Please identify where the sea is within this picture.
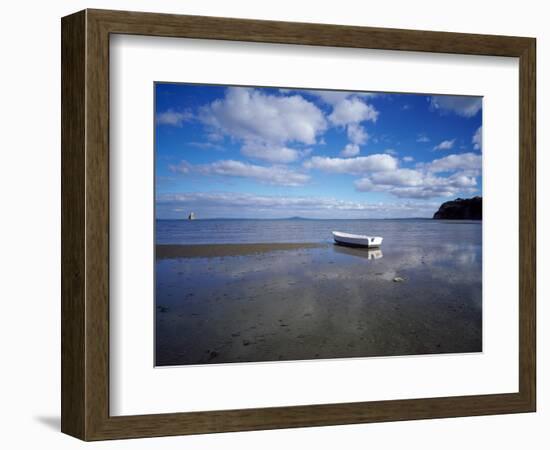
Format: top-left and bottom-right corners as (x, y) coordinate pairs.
(155, 218), (483, 365)
(156, 218), (482, 248)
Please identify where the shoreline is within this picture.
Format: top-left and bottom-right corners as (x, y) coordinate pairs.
(156, 242), (326, 259)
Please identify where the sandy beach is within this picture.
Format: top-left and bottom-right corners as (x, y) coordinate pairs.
(156, 242), (325, 259)
(155, 239), (482, 366)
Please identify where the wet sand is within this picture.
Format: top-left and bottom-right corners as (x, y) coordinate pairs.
(155, 242), (482, 366)
(156, 242), (325, 259)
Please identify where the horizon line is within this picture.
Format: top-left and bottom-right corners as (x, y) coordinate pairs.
(155, 216), (436, 221)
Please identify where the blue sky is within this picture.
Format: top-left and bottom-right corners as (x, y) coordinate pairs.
(155, 83), (482, 219)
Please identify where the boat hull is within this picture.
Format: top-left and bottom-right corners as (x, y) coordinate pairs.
(332, 231), (383, 248)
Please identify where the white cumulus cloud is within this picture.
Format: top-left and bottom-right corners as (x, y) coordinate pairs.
(355, 169), (478, 199)
(347, 123), (368, 145)
(433, 139), (456, 151)
(339, 113), (372, 157)
(328, 97), (379, 126)
(429, 95), (482, 118)
(304, 154), (398, 174)
(370, 169), (425, 187)
(340, 143), (360, 157)
(156, 109), (193, 126)
(472, 126), (482, 150)
(199, 87), (327, 163)
(310, 91), (379, 156)
(311, 90), (378, 106)
(240, 142), (302, 164)
(170, 159), (310, 187)
(427, 152), (482, 173)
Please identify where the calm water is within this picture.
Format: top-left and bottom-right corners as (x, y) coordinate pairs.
(156, 219), (481, 246)
(155, 219), (482, 365)
(156, 218), (482, 249)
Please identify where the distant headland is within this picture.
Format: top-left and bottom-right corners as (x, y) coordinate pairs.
(433, 196), (482, 220)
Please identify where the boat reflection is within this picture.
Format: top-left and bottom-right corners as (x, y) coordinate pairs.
(332, 244), (383, 260)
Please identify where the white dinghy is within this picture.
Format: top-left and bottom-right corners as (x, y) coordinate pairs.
(332, 231), (383, 248)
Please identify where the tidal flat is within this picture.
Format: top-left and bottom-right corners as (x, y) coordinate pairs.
(155, 233), (482, 366)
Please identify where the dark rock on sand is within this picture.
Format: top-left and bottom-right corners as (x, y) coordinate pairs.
(433, 196), (482, 220)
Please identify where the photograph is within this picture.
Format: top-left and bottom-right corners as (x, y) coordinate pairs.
(154, 83), (483, 366)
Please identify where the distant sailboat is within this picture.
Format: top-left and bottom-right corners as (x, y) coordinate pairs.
(188, 212), (196, 220)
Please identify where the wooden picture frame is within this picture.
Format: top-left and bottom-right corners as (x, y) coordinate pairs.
(61, 9), (536, 440)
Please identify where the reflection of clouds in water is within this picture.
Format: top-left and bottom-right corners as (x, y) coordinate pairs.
(156, 238), (482, 365)
(388, 243), (479, 268)
(454, 248), (478, 266)
(326, 242), (481, 286)
(163, 240), (481, 290)
(381, 243), (480, 279)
